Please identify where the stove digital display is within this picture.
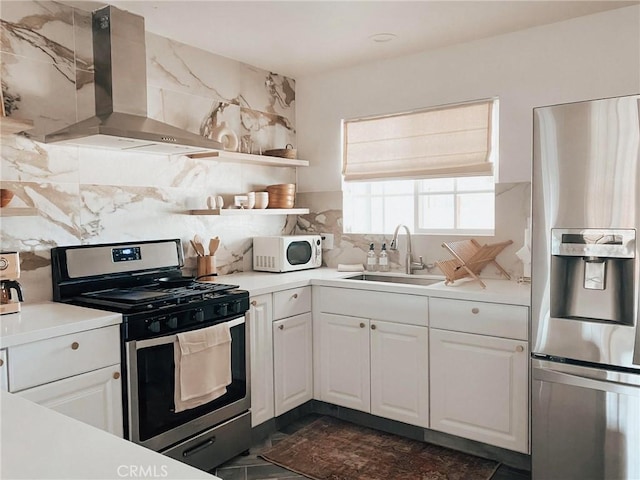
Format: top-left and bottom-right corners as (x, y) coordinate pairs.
(112, 246), (142, 263)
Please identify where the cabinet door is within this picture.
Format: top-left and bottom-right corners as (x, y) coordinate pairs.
(318, 312), (370, 412)
(273, 312), (313, 416)
(0, 349), (7, 391)
(248, 294), (274, 427)
(370, 320), (429, 428)
(18, 365), (123, 437)
(430, 329), (529, 453)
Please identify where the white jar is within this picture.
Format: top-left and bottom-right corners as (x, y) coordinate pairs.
(254, 192), (269, 209)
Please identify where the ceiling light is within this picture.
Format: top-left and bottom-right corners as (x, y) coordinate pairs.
(369, 33), (397, 44)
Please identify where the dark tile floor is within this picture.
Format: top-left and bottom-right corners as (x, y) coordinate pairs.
(213, 414), (531, 480)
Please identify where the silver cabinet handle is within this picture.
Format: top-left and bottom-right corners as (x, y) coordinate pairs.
(359, 322), (365, 328)
(516, 345), (524, 353)
(251, 300), (257, 307)
(471, 307), (480, 314)
(292, 293), (298, 299)
(371, 324), (377, 330)
(278, 325), (284, 330)
(113, 371), (121, 380)
(71, 342), (79, 350)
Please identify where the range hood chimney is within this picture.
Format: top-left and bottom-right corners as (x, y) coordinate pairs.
(44, 6), (223, 155)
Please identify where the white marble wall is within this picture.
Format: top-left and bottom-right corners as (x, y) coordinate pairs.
(296, 182), (532, 280)
(0, 1), (297, 303)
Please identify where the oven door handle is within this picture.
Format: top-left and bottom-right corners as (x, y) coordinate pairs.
(133, 316), (245, 350)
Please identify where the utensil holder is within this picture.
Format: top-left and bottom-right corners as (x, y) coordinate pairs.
(197, 255), (217, 279)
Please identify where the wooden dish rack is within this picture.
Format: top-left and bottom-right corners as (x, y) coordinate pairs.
(435, 239), (513, 288)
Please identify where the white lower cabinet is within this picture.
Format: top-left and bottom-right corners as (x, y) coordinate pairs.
(249, 286), (314, 427)
(18, 365), (123, 436)
(248, 293), (274, 427)
(273, 312), (313, 416)
(429, 328), (528, 453)
(370, 320), (429, 427)
(7, 324), (123, 437)
(0, 349), (7, 391)
(317, 312), (429, 428)
(318, 313), (371, 412)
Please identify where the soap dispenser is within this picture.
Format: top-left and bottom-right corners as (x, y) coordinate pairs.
(379, 243), (390, 272)
(366, 243), (377, 271)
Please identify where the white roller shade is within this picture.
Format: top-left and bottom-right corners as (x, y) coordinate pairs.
(343, 100), (494, 181)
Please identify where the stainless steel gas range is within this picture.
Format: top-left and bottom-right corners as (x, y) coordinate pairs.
(51, 239), (251, 472)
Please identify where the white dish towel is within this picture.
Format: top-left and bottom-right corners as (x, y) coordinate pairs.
(174, 323), (232, 413)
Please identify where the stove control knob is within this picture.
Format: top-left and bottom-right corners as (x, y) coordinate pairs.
(167, 316), (178, 329)
(216, 304), (229, 316)
(148, 320), (161, 333)
(229, 301), (240, 314)
(192, 309), (204, 323)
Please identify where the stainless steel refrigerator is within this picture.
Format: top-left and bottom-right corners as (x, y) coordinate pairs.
(531, 95), (640, 480)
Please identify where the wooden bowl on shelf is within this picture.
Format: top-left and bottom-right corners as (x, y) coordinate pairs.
(0, 189), (14, 207)
(266, 184), (295, 208)
(264, 144), (297, 159)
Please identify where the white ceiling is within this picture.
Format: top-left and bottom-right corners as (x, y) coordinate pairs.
(70, 1), (637, 78)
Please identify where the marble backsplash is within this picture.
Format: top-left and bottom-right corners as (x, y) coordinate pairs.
(296, 182), (532, 280)
(0, 0), (298, 303)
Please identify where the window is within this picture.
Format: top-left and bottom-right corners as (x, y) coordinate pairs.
(343, 176), (494, 235)
(342, 99), (498, 235)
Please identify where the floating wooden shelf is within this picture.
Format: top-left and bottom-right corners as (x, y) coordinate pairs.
(185, 150), (309, 167)
(189, 208), (309, 216)
(0, 117), (34, 136)
(0, 207), (38, 217)
(436, 239), (513, 288)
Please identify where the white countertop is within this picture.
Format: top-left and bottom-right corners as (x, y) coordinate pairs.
(216, 267), (349, 296)
(0, 390), (219, 480)
(217, 268), (531, 306)
(0, 302), (122, 349)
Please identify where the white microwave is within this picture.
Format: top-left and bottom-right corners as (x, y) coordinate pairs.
(253, 235), (322, 272)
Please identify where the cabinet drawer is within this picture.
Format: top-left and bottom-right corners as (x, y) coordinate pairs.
(9, 325), (120, 392)
(429, 298), (528, 340)
(273, 286), (311, 320)
(318, 287), (428, 327)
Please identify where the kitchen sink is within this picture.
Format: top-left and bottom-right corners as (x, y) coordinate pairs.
(344, 273), (443, 286)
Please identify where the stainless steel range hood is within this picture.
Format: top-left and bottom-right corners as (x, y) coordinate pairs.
(44, 5), (223, 155)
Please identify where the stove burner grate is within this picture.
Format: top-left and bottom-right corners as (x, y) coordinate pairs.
(77, 282), (240, 308)
(80, 289), (172, 304)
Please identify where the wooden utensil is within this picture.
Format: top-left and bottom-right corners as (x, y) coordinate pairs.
(193, 235), (206, 256)
(190, 239), (202, 256)
(209, 236), (220, 256)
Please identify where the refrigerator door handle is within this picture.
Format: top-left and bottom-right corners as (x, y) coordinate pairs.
(533, 366), (640, 397)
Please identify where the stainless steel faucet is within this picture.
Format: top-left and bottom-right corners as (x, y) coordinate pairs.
(389, 224), (425, 274)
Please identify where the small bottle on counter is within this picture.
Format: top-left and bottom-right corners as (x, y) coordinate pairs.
(366, 243), (377, 271)
(378, 243), (390, 272)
